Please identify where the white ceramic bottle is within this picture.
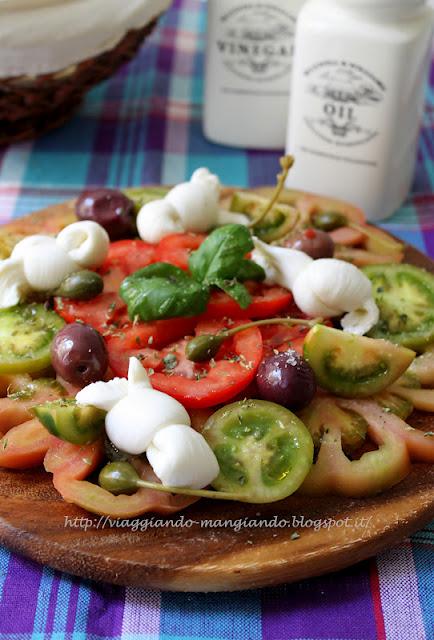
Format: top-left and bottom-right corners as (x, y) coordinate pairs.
(203, 0), (307, 149)
(286, 0), (434, 221)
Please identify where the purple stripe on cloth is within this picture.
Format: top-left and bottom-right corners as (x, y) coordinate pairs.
(86, 583), (125, 638)
(0, 555), (42, 633)
(66, 577), (81, 633)
(121, 587), (161, 636)
(44, 571), (61, 634)
(261, 562), (377, 640)
(248, 149), (282, 187)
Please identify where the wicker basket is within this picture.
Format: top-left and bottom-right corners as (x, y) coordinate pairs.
(0, 17), (159, 146)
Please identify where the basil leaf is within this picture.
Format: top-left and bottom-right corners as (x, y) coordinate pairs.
(216, 279), (252, 309)
(237, 259), (266, 282)
(189, 224), (254, 284)
(120, 263), (209, 322)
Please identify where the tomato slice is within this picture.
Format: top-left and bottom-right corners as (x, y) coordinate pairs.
(155, 233), (206, 270)
(205, 283), (292, 320)
(108, 319), (263, 409)
(329, 226), (365, 246)
(300, 400), (411, 498)
(152, 321), (263, 409)
(101, 239), (157, 276)
(0, 418), (55, 469)
(55, 239), (157, 332)
(106, 315), (198, 374)
(261, 324), (310, 357)
(342, 400), (434, 464)
(45, 440), (196, 517)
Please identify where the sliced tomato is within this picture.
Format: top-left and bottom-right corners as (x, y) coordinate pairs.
(0, 418), (55, 469)
(329, 226), (365, 246)
(55, 240), (156, 332)
(105, 315), (198, 374)
(261, 324), (310, 357)
(205, 283), (292, 320)
(45, 440), (196, 517)
(299, 193), (366, 225)
(108, 319), (263, 409)
(151, 321), (263, 409)
(342, 400), (434, 464)
(300, 398), (413, 497)
(55, 292), (125, 331)
(334, 247), (403, 267)
(155, 233), (206, 270)
(101, 239), (157, 276)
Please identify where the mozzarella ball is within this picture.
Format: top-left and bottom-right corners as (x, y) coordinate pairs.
(128, 356), (153, 393)
(76, 378), (129, 412)
(165, 181), (219, 232)
(56, 220), (110, 268)
(301, 259), (372, 312)
(252, 238), (313, 290)
(191, 167), (220, 198)
(137, 199), (184, 244)
(0, 258), (30, 309)
(11, 235), (56, 260)
(23, 243), (77, 291)
(146, 424), (220, 489)
(341, 298), (380, 336)
(292, 269), (342, 317)
(105, 390), (191, 455)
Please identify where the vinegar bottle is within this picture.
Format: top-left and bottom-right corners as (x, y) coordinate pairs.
(286, 0), (434, 221)
(203, 0), (307, 149)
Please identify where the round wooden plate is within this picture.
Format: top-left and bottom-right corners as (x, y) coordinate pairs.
(0, 196), (433, 593)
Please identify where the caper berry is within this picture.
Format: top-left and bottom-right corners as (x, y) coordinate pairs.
(99, 462), (140, 495)
(55, 270), (104, 300)
(312, 211), (347, 232)
(185, 334), (226, 362)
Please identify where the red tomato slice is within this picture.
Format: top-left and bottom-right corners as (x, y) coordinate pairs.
(205, 283), (292, 320)
(151, 321), (263, 409)
(106, 315), (199, 375)
(55, 239), (157, 332)
(55, 292), (125, 331)
(101, 239), (157, 276)
(329, 226), (365, 246)
(0, 418), (55, 469)
(155, 233), (206, 270)
(108, 319), (263, 408)
(261, 324), (310, 357)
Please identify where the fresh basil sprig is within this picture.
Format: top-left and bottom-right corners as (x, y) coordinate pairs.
(120, 263), (209, 322)
(189, 224), (265, 308)
(120, 225), (265, 321)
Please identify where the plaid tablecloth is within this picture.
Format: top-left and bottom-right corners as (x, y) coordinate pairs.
(0, 1), (432, 638)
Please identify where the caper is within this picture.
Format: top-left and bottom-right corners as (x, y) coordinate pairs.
(185, 334), (226, 362)
(99, 462), (140, 495)
(98, 461), (244, 501)
(186, 318), (320, 363)
(312, 211), (347, 232)
(55, 270), (104, 300)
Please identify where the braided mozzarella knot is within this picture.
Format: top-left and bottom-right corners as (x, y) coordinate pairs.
(56, 220), (110, 269)
(292, 259), (379, 335)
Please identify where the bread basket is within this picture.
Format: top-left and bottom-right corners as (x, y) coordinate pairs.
(0, 1), (169, 146)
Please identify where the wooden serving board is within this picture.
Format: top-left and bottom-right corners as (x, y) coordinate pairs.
(0, 197), (433, 592)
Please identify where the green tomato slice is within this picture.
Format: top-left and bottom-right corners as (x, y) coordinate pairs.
(202, 399), (314, 503)
(0, 304), (64, 374)
(364, 264), (434, 350)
